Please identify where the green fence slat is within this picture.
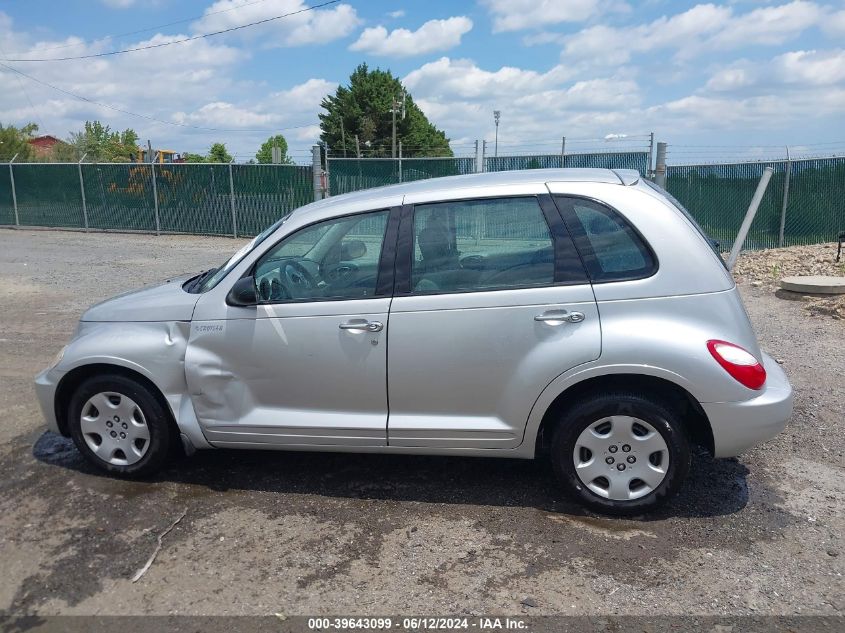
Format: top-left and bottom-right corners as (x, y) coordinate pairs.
(485, 151), (650, 173)
(14, 164), (84, 228)
(2, 156), (841, 249)
(233, 164), (313, 237)
(781, 158), (845, 246)
(0, 166), (13, 225)
(82, 163), (156, 231)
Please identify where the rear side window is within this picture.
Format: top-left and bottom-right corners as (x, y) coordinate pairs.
(554, 196), (656, 282)
(410, 197), (555, 294)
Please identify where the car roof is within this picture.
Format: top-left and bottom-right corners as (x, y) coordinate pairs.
(291, 168), (641, 221)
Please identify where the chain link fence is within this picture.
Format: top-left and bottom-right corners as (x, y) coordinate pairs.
(328, 157), (477, 196)
(0, 162), (312, 237)
(485, 151), (650, 173)
(1, 151), (843, 248)
(667, 157), (845, 249)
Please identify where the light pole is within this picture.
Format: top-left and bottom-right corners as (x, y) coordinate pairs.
(391, 90), (406, 159)
(493, 110), (501, 158)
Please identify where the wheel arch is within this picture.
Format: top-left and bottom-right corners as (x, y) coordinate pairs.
(54, 362), (177, 440)
(532, 373), (715, 458)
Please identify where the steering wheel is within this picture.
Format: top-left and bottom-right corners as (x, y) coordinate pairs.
(281, 260), (318, 299)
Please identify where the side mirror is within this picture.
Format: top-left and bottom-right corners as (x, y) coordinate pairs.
(340, 239), (367, 261)
(227, 276), (258, 306)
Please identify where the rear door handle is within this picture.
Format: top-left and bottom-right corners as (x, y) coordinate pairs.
(339, 319), (383, 332)
(534, 310), (585, 324)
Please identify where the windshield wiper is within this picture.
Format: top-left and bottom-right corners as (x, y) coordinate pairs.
(188, 268), (217, 292)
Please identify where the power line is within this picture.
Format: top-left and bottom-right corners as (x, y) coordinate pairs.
(0, 61), (315, 133)
(5, 0), (341, 62)
(6, 0), (277, 56)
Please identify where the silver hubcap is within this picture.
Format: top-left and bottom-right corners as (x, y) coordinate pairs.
(80, 392), (150, 466)
(572, 415), (669, 501)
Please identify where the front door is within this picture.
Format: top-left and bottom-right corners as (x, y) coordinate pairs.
(186, 209), (395, 447)
(386, 195), (601, 449)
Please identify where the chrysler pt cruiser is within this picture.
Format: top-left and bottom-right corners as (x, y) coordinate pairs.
(35, 169), (792, 515)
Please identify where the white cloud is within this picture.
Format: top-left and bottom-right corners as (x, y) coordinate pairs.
(0, 10), (326, 159)
(709, 1), (824, 48)
(563, 1), (827, 65)
(707, 49), (845, 92)
(100, 0), (137, 8)
(349, 17), (473, 57)
(824, 10), (845, 37)
(403, 57), (639, 145)
(388, 10), (405, 19)
(482, 0), (599, 32)
(191, 0), (361, 47)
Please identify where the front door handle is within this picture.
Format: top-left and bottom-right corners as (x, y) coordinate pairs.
(534, 310), (585, 324)
(339, 320), (383, 332)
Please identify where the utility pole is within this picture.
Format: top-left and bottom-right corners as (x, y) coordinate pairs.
(560, 136), (566, 168)
(340, 119), (347, 158)
(355, 134), (361, 159)
(391, 90), (406, 159)
(493, 110), (501, 158)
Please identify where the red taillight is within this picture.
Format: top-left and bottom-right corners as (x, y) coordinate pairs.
(707, 340), (766, 390)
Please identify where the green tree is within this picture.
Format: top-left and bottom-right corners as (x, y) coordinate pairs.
(319, 63), (452, 158)
(207, 142), (232, 163)
(0, 122), (38, 161)
(69, 121), (140, 162)
(255, 134), (293, 164)
(182, 152), (207, 163)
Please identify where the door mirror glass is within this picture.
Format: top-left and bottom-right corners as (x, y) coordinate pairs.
(340, 239), (367, 261)
(227, 276), (258, 306)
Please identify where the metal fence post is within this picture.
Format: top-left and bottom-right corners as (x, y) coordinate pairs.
(778, 147), (791, 248)
(78, 153), (89, 232)
(561, 136), (566, 168)
(481, 140), (487, 172)
(8, 154), (19, 226)
(150, 162), (160, 235)
(727, 167), (774, 271)
(228, 160), (238, 238)
(648, 132), (655, 178)
(312, 145), (323, 202)
(398, 142), (403, 183)
(654, 142), (667, 188)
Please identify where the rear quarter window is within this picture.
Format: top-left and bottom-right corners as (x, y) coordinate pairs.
(554, 196), (656, 282)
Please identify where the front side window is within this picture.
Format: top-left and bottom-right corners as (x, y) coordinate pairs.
(555, 196), (656, 282)
(253, 210), (390, 302)
(410, 197), (555, 294)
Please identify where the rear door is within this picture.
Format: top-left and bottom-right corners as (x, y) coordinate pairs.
(386, 193), (601, 449)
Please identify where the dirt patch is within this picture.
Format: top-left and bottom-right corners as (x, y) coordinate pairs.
(734, 243), (845, 320)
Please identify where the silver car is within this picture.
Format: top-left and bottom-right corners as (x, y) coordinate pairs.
(34, 169), (792, 515)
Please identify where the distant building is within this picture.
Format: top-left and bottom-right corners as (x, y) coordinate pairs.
(28, 135), (62, 157)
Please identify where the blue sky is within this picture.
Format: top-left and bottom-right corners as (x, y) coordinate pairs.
(2, 0), (844, 163)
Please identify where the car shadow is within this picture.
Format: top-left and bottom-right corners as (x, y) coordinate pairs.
(32, 432), (750, 520)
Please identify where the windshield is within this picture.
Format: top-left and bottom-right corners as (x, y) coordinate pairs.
(188, 214), (291, 293)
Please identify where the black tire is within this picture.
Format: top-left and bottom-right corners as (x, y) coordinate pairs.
(550, 391), (691, 516)
(68, 374), (172, 478)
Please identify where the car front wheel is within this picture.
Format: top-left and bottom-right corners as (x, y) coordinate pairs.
(68, 374), (171, 477)
(550, 392), (691, 516)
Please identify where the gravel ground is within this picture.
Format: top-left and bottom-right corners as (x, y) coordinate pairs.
(0, 228), (842, 616)
(733, 242), (845, 320)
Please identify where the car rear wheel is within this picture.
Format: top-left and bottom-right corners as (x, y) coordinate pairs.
(550, 392), (690, 516)
(68, 374), (171, 477)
